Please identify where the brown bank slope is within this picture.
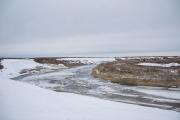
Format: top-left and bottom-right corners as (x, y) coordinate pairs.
(34, 58), (84, 67)
(92, 57), (180, 87)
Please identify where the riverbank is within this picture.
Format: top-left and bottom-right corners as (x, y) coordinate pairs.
(92, 56), (180, 87)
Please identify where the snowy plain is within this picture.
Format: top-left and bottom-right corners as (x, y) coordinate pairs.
(0, 58), (180, 120)
(1, 76), (180, 120)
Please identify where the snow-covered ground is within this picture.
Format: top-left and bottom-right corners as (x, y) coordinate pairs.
(1, 58), (180, 120)
(129, 86), (180, 99)
(0, 58), (115, 79)
(58, 57), (115, 64)
(0, 59), (66, 78)
(1, 76), (180, 120)
(138, 63), (180, 67)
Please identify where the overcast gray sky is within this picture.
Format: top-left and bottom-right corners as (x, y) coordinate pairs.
(0, 0), (180, 57)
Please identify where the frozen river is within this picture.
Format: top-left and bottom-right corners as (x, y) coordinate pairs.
(14, 64), (180, 112)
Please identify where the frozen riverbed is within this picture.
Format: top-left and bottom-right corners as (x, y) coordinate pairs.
(14, 64), (180, 112)
(1, 58), (180, 112)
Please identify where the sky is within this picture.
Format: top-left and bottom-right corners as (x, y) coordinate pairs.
(0, 0), (180, 57)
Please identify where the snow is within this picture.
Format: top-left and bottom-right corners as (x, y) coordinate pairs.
(138, 63), (180, 67)
(0, 76), (180, 120)
(131, 87), (180, 99)
(0, 58), (114, 79)
(1, 58), (180, 120)
(0, 59), (66, 78)
(116, 56), (164, 60)
(58, 57), (115, 64)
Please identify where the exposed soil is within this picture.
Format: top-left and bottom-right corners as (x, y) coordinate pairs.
(34, 57), (85, 67)
(92, 56), (180, 87)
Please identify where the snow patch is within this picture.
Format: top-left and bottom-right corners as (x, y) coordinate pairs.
(138, 63), (180, 67)
(58, 57), (115, 64)
(0, 59), (66, 78)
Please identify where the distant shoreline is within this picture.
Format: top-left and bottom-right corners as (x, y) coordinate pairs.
(1, 51), (180, 59)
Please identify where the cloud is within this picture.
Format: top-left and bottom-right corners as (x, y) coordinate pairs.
(0, 0), (180, 57)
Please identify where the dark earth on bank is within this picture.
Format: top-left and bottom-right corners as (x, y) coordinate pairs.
(34, 57), (85, 67)
(0, 59), (3, 69)
(92, 56), (180, 87)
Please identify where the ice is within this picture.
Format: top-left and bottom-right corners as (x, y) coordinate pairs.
(16, 64), (180, 111)
(131, 87), (180, 99)
(1, 58), (180, 120)
(1, 76), (180, 120)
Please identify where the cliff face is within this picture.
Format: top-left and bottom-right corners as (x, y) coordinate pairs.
(92, 57), (180, 87)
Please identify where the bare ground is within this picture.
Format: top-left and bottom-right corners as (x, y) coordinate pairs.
(92, 56), (180, 87)
(34, 57), (85, 67)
